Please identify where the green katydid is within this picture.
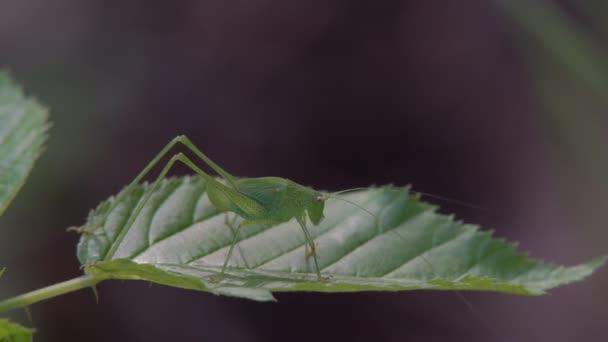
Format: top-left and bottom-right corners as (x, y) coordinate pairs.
(72, 134), (363, 282)
(71, 134), (502, 337)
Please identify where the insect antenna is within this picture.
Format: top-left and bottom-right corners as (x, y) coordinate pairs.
(415, 191), (493, 214)
(323, 187), (506, 339)
(330, 186), (494, 215)
(389, 230), (506, 341)
(327, 187), (372, 196)
(322, 195), (378, 221)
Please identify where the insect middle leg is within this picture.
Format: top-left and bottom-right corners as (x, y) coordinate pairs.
(209, 220), (266, 283)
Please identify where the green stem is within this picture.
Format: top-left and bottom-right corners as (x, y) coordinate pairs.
(0, 275), (100, 313)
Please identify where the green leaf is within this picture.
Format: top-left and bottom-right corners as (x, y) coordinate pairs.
(0, 319), (33, 342)
(0, 71), (49, 217)
(77, 177), (606, 301)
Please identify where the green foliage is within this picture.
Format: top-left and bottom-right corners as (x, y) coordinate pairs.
(501, 1), (608, 189)
(0, 271), (32, 341)
(501, 0), (608, 95)
(0, 320), (33, 342)
(0, 71), (49, 216)
(0, 71), (49, 340)
(78, 177), (606, 301)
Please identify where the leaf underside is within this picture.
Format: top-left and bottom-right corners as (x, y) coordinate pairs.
(78, 177), (606, 301)
(0, 71), (49, 217)
(0, 319), (33, 342)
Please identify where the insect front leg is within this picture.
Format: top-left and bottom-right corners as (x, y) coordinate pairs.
(223, 213), (251, 269)
(295, 217), (329, 282)
(305, 241), (317, 260)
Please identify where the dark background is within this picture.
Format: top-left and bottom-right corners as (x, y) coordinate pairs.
(1, 1), (607, 341)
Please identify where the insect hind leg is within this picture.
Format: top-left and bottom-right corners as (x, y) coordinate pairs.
(69, 134), (236, 234)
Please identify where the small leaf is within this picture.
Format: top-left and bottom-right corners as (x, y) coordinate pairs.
(77, 177), (606, 301)
(0, 319), (33, 342)
(0, 71), (49, 217)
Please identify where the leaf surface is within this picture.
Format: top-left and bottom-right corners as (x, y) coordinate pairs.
(0, 71), (49, 216)
(78, 177), (606, 301)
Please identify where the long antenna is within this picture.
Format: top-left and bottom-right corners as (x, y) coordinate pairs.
(415, 191), (493, 214)
(323, 195), (378, 221)
(389, 220), (506, 341)
(330, 187), (494, 214)
(328, 187), (372, 196)
(325, 188), (505, 341)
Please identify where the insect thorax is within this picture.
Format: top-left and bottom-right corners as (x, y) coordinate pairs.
(235, 177), (318, 223)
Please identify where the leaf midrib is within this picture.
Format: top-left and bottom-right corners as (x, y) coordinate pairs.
(106, 181), (391, 275)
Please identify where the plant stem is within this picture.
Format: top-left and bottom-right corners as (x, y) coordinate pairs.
(0, 275), (100, 313)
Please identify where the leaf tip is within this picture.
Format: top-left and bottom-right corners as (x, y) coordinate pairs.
(585, 255), (608, 272)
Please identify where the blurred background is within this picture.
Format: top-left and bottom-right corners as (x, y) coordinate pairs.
(0, 0), (607, 341)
